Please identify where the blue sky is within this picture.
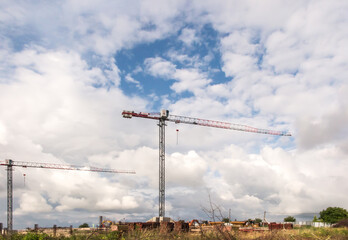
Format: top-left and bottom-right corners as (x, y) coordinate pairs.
(116, 24), (226, 107)
(1, 0), (348, 229)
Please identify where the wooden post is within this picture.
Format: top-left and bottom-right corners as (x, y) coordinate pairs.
(53, 225), (57, 237)
(99, 216), (103, 229)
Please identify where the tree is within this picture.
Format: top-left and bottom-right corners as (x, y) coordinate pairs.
(255, 218), (262, 224)
(222, 217), (230, 223)
(79, 223), (89, 228)
(284, 216), (296, 222)
(313, 215), (323, 222)
(319, 207), (348, 224)
(313, 215), (319, 222)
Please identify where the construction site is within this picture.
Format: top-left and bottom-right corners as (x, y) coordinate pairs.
(0, 216), (295, 236)
(2, 0), (348, 238)
(2, 215), (347, 240)
(0, 109), (295, 237)
(1, 110), (347, 239)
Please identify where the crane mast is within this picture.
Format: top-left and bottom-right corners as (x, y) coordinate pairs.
(0, 159), (135, 233)
(122, 109), (291, 218)
(6, 161), (13, 235)
(158, 118), (166, 217)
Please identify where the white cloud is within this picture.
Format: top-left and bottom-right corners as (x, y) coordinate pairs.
(264, 30), (306, 74)
(295, 85), (348, 151)
(15, 192), (53, 215)
(202, 144), (348, 216)
(220, 30), (258, 55)
(0, 121), (7, 145)
(178, 28), (199, 46)
(96, 196), (139, 210)
(0, 0), (188, 56)
(1, 0), (348, 228)
(167, 151), (207, 187)
(0, 47), (150, 161)
(0, 46), (152, 226)
(166, 50), (201, 67)
(144, 57), (212, 95)
(221, 52), (258, 77)
(125, 74), (142, 90)
(172, 68), (212, 94)
(144, 57), (176, 79)
(193, 0), (306, 33)
(89, 147), (159, 188)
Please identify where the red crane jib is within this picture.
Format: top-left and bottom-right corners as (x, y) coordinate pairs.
(122, 110), (291, 136)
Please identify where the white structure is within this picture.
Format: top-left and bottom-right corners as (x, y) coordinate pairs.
(297, 221), (331, 228)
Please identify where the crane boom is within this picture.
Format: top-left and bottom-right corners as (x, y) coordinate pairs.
(122, 109), (291, 219)
(122, 110), (291, 136)
(1, 159), (135, 233)
(0, 159), (135, 174)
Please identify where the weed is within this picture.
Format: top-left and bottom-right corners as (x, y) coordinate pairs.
(2, 228), (348, 240)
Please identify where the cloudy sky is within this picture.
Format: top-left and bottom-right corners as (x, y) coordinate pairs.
(1, 0), (348, 229)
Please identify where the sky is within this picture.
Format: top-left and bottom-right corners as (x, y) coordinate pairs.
(1, 0), (348, 229)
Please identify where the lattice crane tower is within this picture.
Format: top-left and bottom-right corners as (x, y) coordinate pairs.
(0, 159), (135, 233)
(122, 109), (291, 218)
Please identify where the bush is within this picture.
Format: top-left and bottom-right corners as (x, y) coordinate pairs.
(333, 218), (348, 228)
(284, 216), (296, 222)
(78, 223), (89, 228)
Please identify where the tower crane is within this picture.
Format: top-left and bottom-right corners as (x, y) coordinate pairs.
(122, 109), (291, 218)
(0, 159), (135, 233)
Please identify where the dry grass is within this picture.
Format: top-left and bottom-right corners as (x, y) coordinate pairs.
(2, 227), (348, 240)
(115, 227), (348, 240)
(232, 228), (348, 240)
(124, 227), (348, 240)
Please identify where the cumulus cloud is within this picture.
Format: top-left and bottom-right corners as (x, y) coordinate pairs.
(0, 46), (151, 226)
(296, 85), (348, 151)
(144, 57), (212, 95)
(125, 74), (142, 90)
(0, 121), (7, 145)
(167, 151), (207, 187)
(178, 28), (199, 46)
(15, 192), (53, 215)
(144, 57), (176, 79)
(172, 68), (212, 94)
(1, 0), (348, 229)
(200, 144), (348, 217)
(0, 0), (188, 56)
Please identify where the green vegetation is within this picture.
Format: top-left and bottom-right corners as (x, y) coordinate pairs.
(319, 207), (348, 224)
(313, 215), (321, 222)
(78, 223), (89, 228)
(254, 218), (262, 224)
(284, 216), (296, 222)
(1, 227), (348, 240)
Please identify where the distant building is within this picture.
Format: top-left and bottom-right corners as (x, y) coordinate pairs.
(296, 221), (331, 228)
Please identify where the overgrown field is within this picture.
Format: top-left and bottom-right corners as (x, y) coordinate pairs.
(2, 227), (348, 240)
